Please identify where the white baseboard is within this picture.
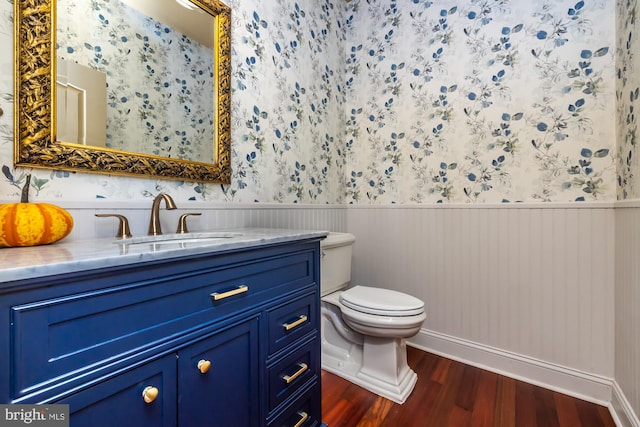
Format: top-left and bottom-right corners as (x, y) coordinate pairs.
(611, 381), (640, 427)
(408, 329), (621, 420)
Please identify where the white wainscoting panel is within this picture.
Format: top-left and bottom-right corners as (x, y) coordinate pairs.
(347, 204), (616, 402)
(41, 201), (348, 241)
(614, 203), (640, 427)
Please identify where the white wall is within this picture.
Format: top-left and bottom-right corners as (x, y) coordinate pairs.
(614, 203), (640, 426)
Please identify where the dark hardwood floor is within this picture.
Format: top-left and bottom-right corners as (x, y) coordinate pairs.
(321, 347), (616, 427)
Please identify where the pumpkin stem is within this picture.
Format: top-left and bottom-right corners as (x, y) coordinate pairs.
(20, 174), (31, 203)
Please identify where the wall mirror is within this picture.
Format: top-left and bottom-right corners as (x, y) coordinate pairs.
(14, 0), (231, 183)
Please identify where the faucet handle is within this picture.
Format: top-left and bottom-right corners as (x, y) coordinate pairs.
(96, 214), (133, 239)
(176, 213), (202, 234)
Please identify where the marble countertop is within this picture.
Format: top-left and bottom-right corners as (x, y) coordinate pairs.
(0, 228), (329, 284)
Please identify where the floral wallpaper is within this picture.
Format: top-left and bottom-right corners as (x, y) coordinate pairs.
(57, 0), (214, 161)
(616, 0), (640, 200)
(0, 0), (637, 205)
(228, 0), (346, 203)
(344, 0), (616, 203)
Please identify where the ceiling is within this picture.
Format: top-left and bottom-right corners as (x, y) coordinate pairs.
(119, 0), (214, 48)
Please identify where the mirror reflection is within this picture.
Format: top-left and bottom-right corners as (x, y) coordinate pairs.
(56, 0), (215, 163)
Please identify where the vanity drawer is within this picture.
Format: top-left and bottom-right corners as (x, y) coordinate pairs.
(267, 382), (321, 427)
(267, 338), (319, 413)
(267, 292), (317, 356)
(9, 248), (316, 401)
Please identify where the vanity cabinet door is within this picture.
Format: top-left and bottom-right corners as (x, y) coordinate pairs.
(178, 317), (260, 427)
(62, 354), (177, 427)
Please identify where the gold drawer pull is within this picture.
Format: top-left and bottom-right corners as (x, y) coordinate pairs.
(282, 363), (308, 384)
(283, 315), (308, 331)
(142, 386), (159, 403)
(293, 411), (309, 427)
(211, 285), (248, 301)
(197, 359), (211, 374)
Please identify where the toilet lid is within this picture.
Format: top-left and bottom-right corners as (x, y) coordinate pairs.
(339, 286), (424, 316)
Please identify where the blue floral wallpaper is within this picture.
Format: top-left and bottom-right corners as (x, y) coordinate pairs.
(0, 0), (637, 204)
(616, 0), (640, 200)
(228, 0), (346, 203)
(344, 0), (616, 203)
(57, 0), (214, 161)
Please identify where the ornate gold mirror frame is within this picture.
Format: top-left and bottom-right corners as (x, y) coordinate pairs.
(14, 0), (231, 183)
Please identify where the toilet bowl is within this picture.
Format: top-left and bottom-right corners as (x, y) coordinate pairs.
(320, 233), (426, 404)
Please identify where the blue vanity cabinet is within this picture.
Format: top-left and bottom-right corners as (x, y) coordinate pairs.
(0, 237), (323, 427)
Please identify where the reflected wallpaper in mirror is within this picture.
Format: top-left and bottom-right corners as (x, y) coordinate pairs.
(56, 0), (215, 162)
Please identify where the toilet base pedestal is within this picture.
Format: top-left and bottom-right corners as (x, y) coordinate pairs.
(322, 336), (418, 404)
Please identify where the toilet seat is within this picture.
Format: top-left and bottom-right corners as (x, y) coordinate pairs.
(339, 286), (424, 317)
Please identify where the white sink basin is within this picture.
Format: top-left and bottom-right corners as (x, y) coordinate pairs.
(117, 231), (243, 246)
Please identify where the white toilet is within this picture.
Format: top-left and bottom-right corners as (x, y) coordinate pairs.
(320, 232), (426, 404)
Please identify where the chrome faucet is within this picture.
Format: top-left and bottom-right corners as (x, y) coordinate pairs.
(148, 193), (177, 236)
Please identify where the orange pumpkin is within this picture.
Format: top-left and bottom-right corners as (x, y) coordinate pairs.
(0, 175), (74, 247)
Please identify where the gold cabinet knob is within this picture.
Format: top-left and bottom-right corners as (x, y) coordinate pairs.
(197, 359), (211, 374)
(142, 386), (159, 403)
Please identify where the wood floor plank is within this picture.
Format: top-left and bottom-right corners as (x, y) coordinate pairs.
(379, 379), (442, 427)
(553, 391), (582, 427)
(322, 370), (350, 410)
(430, 356), (452, 384)
(469, 369), (498, 427)
(323, 398), (352, 427)
(514, 381), (537, 427)
(533, 386), (560, 427)
(424, 360), (466, 426)
(455, 364), (480, 411)
(575, 398), (610, 427)
(321, 347), (617, 427)
(355, 397), (393, 427)
(597, 404), (618, 427)
(493, 375), (516, 427)
(447, 405), (472, 427)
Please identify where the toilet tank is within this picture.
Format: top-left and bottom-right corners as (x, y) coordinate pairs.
(320, 232), (356, 296)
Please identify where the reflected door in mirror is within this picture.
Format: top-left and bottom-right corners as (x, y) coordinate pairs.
(56, 59), (107, 146)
